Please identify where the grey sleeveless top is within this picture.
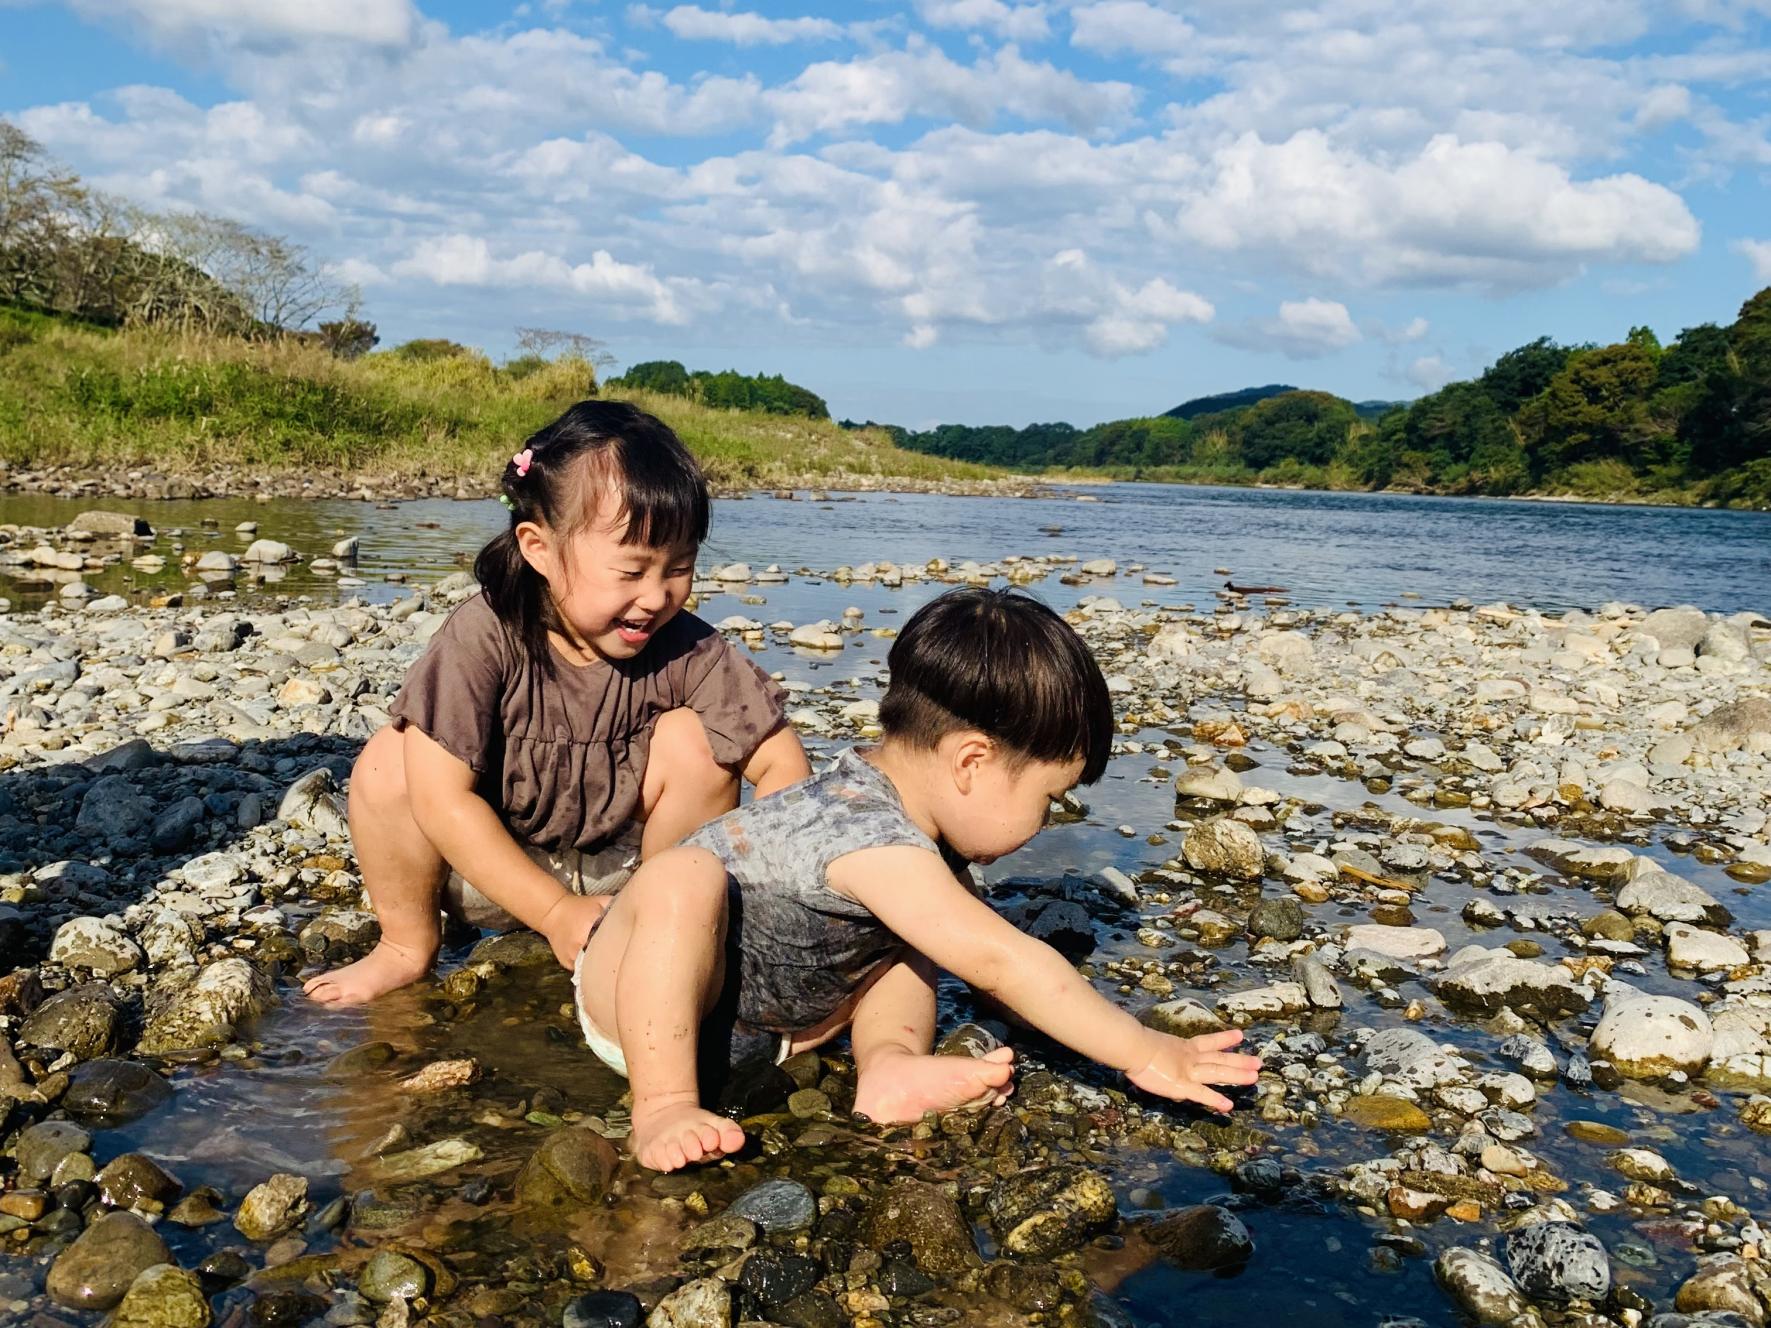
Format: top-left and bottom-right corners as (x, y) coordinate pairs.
(683, 748), (967, 1034)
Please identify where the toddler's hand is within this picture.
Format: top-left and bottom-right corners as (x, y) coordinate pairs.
(1125, 1029), (1263, 1113)
(539, 893), (611, 970)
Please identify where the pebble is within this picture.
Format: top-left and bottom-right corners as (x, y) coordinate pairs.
(45, 1210), (171, 1310)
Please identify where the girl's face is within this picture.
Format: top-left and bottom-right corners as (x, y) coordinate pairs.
(936, 740), (1086, 866)
(518, 491), (697, 662)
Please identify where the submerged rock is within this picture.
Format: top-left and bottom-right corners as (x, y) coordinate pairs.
(727, 1178), (816, 1234)
(234, 1173), (308, 1241)
(647, 1278), (731, 1328)
(45, 1210), (171, 1310)
(1143, 1204), (1253, 1270)
(860, 1179), (979, 1275)
(514, 1128), (618, 1215)
(987, 1164), (1117, 1257)
(1435, 1248), (1531, 1324)
(109, 1263), (212, 1328)
(63, 1058), (174, 1127)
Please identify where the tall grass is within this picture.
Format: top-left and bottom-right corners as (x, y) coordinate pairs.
(0, 305), (1001, 489)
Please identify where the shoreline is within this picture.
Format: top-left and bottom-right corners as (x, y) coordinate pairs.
(2, 462), (1764, 512)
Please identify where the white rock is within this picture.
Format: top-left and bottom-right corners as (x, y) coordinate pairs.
(1343, 925), (1446, 961)
(241, 539), (293, 564)
(49, 916), (143, 977)
(1589, 992), (1713, 1078)
(1664, 923), (1750, 972)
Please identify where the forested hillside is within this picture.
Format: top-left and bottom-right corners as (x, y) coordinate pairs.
(885, 293), (1771, 506)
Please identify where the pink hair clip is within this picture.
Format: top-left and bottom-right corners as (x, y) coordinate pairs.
(511, 449), (534, 477)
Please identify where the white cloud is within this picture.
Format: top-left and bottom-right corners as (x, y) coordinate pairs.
(1169, 131), (1700, 289)
(653, 6), (844, 45)
(1216, 297), (1362, 358)
(391, 235), (703, 325)
(1736, 239), (1771, 282)
(764, 43), (1137, 145)
(63, 0), (417, 46)
(915, 0), (1051, 42)
(1069, 2), (1197, 57)
(326, 257), (390, 287)
(1406, 354), (1458, 391)
(1044, 249), (1213, 356)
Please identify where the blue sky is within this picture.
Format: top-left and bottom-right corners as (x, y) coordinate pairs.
(3, 0), (1770, 428)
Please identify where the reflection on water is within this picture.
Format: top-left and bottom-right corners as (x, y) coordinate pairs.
(2, 483), (1767, 614)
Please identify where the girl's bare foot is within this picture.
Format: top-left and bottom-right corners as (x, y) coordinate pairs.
(631, 1101), (747, 1172)
(853, 1046), (1016, 1123)
(303, 939), (436, 1006)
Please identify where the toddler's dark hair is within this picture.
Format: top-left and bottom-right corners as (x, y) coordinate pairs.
(474, 400), (709, 674)
(880, 587), (1113, 784)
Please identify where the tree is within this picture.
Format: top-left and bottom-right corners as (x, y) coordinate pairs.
(1479, 336), (1572, 413)
(1521, 342), (1662, 477)
(516, 325), (615, 372)
(614, 359), (693, 396)
(1233, 391), (1357, 470)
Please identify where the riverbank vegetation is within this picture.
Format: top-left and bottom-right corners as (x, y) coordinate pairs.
(882, 293), (1771, 507)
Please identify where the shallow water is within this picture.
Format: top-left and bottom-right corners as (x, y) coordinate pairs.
(4, 484), (1769, 1324)
(2, 482), (1767, 614)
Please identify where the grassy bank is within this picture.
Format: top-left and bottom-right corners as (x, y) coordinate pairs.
(0, 305), (1004, 491)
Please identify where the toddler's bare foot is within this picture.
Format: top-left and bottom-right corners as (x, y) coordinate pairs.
(853, 1045), (1015, 1123)
(631, 1101), (747, 1172)
(303, 939), (436, 1006)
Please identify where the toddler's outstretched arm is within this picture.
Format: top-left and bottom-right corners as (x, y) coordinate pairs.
(831, 847), (1262, 1112)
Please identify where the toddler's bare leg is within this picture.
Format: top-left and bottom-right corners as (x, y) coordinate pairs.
(850, 953), (1015, 1124)
(304, 726), (448, 1005)
(637, 708), (739, 858)
(579, 846), (745, 1171)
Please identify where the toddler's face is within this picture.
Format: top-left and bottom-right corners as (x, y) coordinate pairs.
(945, 749), (1086, 866)
(543, 491), (697, 661)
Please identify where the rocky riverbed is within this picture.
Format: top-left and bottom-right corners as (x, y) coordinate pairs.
(0, 511), (1768, 1328)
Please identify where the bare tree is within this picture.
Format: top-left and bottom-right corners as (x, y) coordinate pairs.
(515, 325), (616, 371)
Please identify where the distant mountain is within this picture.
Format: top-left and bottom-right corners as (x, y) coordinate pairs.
(1164, 384), (1296, 420)
(1352, 398), (1409, 421)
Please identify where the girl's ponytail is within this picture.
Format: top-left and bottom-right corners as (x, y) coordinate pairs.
(472, 525), (551, 673)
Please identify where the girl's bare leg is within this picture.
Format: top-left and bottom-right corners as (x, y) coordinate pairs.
(637, 708), (740, 858)
(850, 953), (1015, 1123)
(305, 726), (448, 1005)
(579, 846), (745, 1171)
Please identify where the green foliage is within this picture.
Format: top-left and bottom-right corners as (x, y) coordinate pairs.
(390, 338), (475, 361)
(608, 359), (828, 419)
(1164, 384), (1296, 420)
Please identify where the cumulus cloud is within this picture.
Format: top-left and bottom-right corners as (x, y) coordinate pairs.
(1406, 354), (1459, 391)
(1069, 2), (1197, 57)
(1043, 249), (1213, 356)
(1737, 238), (1771, 282)
(391, 235), (704, 325)
(915, 0), (1051, 42)
(1216, 298), (1363, 359)
(1168, 131), (1701, 289)
(649, 6), (845, 45)
(63, 0), (418, 46)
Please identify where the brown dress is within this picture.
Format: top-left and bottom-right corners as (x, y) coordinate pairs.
(389, 592), (788, 854)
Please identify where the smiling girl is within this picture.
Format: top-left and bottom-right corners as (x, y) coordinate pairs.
(305, 401), (810, 1005)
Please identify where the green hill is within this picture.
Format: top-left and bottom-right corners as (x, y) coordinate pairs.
(1164, 384), (1296, 419)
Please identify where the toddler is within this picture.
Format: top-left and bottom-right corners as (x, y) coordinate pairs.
(575, 587), (1262, 1170)
(306, 400), (810, 1004)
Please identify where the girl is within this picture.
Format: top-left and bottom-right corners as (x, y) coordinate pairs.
(305, 401), (811, 1006)
(574, 587), (1263, 1171)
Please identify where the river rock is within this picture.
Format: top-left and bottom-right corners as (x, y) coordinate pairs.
(1143, 1204), (1253, 1270)
(76, 773), (156, 839)
(15, 1120), (92, 1185)
(1665, 923), (1751, 972)
(1674, 1257), (1765, 1327)
(234, 1174), (308, 1240)
(358, 1249), (430, 1303)
(97, 1152), (183, 1210)
(69, 510), (152, 536)
(1362, 1027), (1467, 1089)
(987, 1164), (1116, 1257)
(50, 915), (144, 977)
(1589, 992), (1713, 1078)
(19, 982), (124, 1060)
(1688, 698), (1771, 754)
(514, 1128), (618, 1215)
(1505, 1221), (1611, 1303)
(1175, 766), (1243, 802)
(727, 1178), (816, 1234)
(64, 1058), (175, 1126)
(1618, 871), (1731, 927)
(1435, 1248), (1531, 1324)
(860, 1179), (979, 1275)
(1344, 924), (1445, 960)
(138, 958), (274, 1053)
(646, 1278), (730, 1328)
(241, 539), (293, 564)
(1181, 818), (1264, 879)
(788, 623), (844, 650)
(1640, 606), (1709, 651)
(1433, 947), (1590, 1018)
(1343, 1094), (1432, 1132)
(108, 1263), (211, 1328)
(45, 1210), (171, 1311)
(1141, 997), (1228, 1038)
(1248, 897), (1304, 941)
(564, 1291), (644, 1328)
(277, 767), (349, 838)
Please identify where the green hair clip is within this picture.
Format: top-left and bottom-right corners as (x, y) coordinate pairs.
(498, 494), (515, 511)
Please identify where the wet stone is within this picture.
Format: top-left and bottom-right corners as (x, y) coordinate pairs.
(987, 1164), (1117, 1258)
(15, 1120), (92, 1186)
(646, 1277), (731, 1328)
(737, 1251), (820, 1310)
(1143, 1205), (1253, 1270)
(1435, 1248), (1530, 1325)
(564, 1290), (644, 1328)
(983, 1262), (1065, 1313)
(234, 1174), (308, 1241)
(109, 1263), (213, 1328)
(63, 1058), (175, 1127)
(860, 1179), (979, 1275)
(1247, 897), (1305, 941)
(19, 983), (125, 1061)
(358, 1249), (430, 1303)
(1505, 1222), (1611, 1304)
(96, 1153), (183, 1210)
(727, 1178), (816, 1234)
(45, 1210), (171, 1311)
(514, 1128), (618, 1216)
